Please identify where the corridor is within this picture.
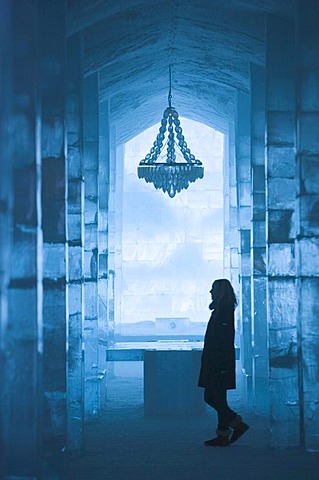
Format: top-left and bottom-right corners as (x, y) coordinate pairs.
(64, 373), (318, 480)
(1, 0), (319, 478)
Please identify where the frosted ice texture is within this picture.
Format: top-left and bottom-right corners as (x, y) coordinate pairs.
(120, 119), (224, 330)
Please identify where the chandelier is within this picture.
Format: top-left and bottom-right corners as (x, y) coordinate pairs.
(137, 67), (204, 198)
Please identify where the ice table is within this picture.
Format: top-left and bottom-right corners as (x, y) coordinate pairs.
(106, 341), (240, 416)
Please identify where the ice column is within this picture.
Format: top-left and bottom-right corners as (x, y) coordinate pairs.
(266, 16), (299, 447)
(0, 10), (12, 472)
(40, 0), (67, 453)
(227, 128), (240, 303)
(223, 131), (238, 290)
(223, 133), (231, 279)
(296, 0), (319, 451)
(66, 33), (85, 452)
(235, 93), (253, 408)
(250, 64), (269, 415)
(2, 1), (43, 476)
(113, 142), (123, 341)
(106, 127), (117, 343)
(98, 101), (110, 346)
(83, 74), (100, 417)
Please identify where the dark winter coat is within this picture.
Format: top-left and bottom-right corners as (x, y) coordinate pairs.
(198, 303), (236, 390)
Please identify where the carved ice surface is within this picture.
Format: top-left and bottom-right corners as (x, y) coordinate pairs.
(120, 119), (224, 329)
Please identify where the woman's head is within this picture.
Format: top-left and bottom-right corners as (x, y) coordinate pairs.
(209, 278), (237, 310)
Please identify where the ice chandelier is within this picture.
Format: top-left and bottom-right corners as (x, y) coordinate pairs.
(137, 66), (204, 198)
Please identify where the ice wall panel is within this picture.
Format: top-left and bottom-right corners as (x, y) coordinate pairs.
(300, 278), (319, 450)
(296, 0), (319, 450)
(266, 14), (299, 446)
(235, 92), (253, 407)
(83, 73), (100, 418)
(3, 2), (43, 476)
(268, 244), (295, 276)
(66, 32), (84, 452)
(267, 146), (295, 178)
(301, 156), (319, 194)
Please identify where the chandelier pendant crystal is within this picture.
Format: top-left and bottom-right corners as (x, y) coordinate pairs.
(137, 66), (204, 198)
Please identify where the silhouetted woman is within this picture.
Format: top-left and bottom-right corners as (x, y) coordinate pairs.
(198, 279), (249, 446)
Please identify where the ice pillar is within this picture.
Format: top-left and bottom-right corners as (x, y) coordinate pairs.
(83, 74), (100, 417)
(40, 0), (67, 454)
(0, 10), (12, 474)
(223, 130), (239, 289)
(227, 128), (240, 300)
(106, 126), (117, 343)
(235, 93), (253, 408)
(296, 0), (319, 451)
(250, 64), (269, 415)
(223, 134), (231, 280)
(224, 126), (240, 358)
(98, 101), (110, 346)
(266, 16), (299, 446)
(2, 1), (43, 476)
(113, 142), (124, 341)
(66, 33), (85, 452)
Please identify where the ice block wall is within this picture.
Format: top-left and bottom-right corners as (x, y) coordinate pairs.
(66, 33), (85, 453)
(296, 1), (319, 452)
(235, 93), (253, 408)
(266, 16), (299, 447)
(83, 74), (103, 418)
(41, 0), (68, 453)
(250, 64), (269, 415)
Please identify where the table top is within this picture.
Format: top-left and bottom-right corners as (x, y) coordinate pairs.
(105, 341), (240, 361)
(108, 340), (205, 351)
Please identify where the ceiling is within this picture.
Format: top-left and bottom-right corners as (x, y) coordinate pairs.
(67, 0), (293, 143)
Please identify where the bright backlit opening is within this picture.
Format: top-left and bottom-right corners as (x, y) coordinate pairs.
(119, 118), (224, 338)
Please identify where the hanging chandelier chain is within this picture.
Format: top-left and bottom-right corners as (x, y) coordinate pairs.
(168, 64), (172, 108)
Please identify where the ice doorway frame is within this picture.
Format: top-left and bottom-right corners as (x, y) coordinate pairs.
(107, 119), (239, 345)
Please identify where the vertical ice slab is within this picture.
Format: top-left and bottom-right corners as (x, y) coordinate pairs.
(2, 1), (43, 476)
(66, 33), (85, 452)
(250, 63), (269, 415)
(296, 0), (319, 451)
(266, 15), (299, 447)
(235, 92), (253, 408)
(83, 74), (100, 418)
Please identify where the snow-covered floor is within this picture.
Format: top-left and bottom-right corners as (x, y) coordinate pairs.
(65, 370), (318, 480)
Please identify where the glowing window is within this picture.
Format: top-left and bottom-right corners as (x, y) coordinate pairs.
(119, 118), (224, 337)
